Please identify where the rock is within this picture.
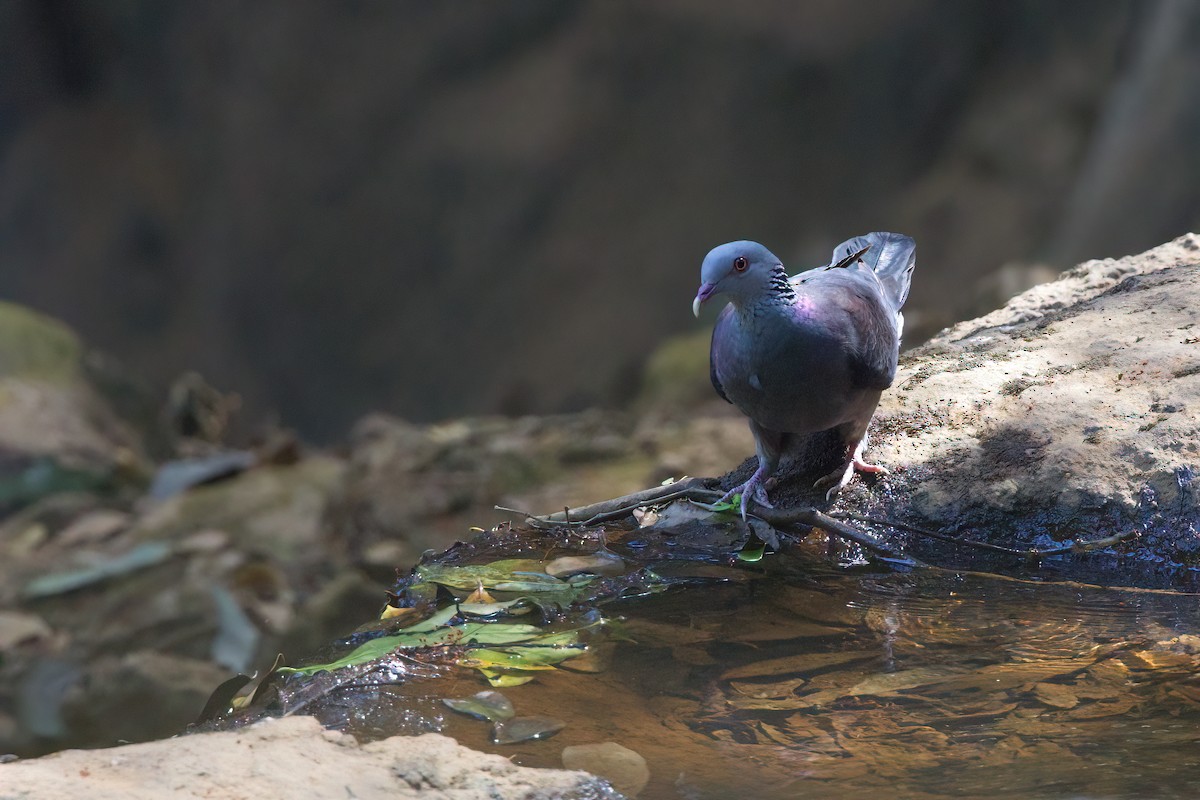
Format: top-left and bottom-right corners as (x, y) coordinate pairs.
(847, 233), (1200, 569)
(0, 457), (370, 756)
(324, 411), (644, 560)
(57, 651), (233, 749)
(0, 611), (51, 649)
(0, 715), (621, 800)
(54, 509), (131, 546)
(0, 302), (151, 514)
(163, 371), (240, 444)
(562, 742), (651, 798)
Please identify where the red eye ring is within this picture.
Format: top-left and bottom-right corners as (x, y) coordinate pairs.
(733, 256), (748, 272)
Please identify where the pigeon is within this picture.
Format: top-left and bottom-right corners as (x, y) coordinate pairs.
(692, 232), (916, 519)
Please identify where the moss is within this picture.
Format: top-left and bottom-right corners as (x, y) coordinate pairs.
(635, 329), (713, 412)
(0, 301), (84, 384)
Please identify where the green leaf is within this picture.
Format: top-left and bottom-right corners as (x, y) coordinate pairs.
(278, 635), (411, 676)
(278, 621), (547, 676)
(461, 650), (563, 671)
(737, 536), (766, 563)
(706, 494), (741, 514)
(457, 599), (533, 618)
(393, 604), (459, 633)
(492, 578), (568, 593)
(416, 559), (554, 590)
(479, 668), (537, 687)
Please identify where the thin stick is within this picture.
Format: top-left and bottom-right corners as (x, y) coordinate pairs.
(751, 506), (923, 565)
(832, 512), (1136, 557)
(510, 477), (714, 526)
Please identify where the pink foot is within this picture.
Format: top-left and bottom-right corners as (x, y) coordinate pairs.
(813, 441), (889, 500)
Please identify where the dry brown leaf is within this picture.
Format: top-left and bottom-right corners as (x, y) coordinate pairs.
(720, 650), (877, 681)
(1033, 682), (1079, 709)
(464, 580), (497, 605)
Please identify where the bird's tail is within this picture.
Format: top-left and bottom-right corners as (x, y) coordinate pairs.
(830, 232), (916, 310)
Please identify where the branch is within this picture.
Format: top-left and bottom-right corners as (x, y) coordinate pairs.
(524, 477), (715, 527)
(499, 479), (920, 565)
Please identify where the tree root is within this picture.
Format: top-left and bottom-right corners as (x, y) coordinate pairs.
(497, 478), (1136, 568)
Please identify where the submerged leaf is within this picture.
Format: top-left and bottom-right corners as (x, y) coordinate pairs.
(558, 641), (615, 673)
(721, 650), (878, 681)
(545, 553), (626, 578)
(1033, 682), (1080, 709)
(479, 668), (537, 687)
(491, 715), (566, 744)
(461, 650), (561, 671)
(443, 690), (515, 722)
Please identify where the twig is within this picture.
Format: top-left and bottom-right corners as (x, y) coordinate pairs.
(494, 505), (536, 518)
(509, 477), (715, 527)
(832, 512), (1137, 558)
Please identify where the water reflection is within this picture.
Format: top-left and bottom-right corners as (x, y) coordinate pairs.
(496, 571), (1195, 798)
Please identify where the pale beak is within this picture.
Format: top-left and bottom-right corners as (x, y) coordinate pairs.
(692, 283), (717, 317)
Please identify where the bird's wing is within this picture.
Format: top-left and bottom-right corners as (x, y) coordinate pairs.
(709, 304), (733, 404)
(799, 266), (901, 392)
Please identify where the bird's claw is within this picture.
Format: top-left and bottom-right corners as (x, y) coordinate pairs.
(814, 457), (890, 501)
(716, 475), (773, 520)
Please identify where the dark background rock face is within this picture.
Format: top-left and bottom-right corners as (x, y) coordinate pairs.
(1, 0), (1198, 440)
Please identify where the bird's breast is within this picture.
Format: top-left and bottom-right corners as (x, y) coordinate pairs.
(713, 308), (863, 434)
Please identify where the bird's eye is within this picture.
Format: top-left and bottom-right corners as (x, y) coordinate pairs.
(733, 256), (748, 272)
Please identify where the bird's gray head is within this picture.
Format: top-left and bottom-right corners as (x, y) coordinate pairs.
(692, 240), (786, 317)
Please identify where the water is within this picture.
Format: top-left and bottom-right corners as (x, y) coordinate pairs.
(256, 524), (1200, 799)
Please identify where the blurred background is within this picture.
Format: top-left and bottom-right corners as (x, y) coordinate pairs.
(2, 0), (1199, 441)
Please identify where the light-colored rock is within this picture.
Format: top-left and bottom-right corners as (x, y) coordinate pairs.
(0, 611), (51, 650)
(0, 715), (621, 800)
(54, 510), (130, 547)
(857, 233), (1200, 561)
(562, 742), (650, 797)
